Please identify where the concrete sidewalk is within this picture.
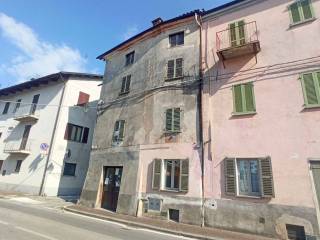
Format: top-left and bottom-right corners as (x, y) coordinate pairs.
(64, 205), (277, 240)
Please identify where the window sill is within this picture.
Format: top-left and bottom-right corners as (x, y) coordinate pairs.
(289, 17), (316, 28)
(303, 105), (320, 110)
(63, 175), (76, 177)
(236, 194), (262, 199)
(231, 111), (257, 116)
(165, 76), (184, 82)
(164, 131), (181, 135)
(160, 189), (181, 193)
(168, 44), (184, 49)
(119, 91), (130, 96)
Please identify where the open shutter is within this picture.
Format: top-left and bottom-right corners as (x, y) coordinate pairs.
(224, 158), (236, 195)
(180, 159), (189, 192)
(233, 85), (243, 113)
(173, 108), (181, 132)
(119, 120), (125, 141)
(244, 83), (255, 112)
(166, 109), (173, 131)
(175, 58), (183, 78)
(301, 0), (313, 20)
(152, 159), (162, 190)
(302, 73), (319, 106)
(167, 60), (175, 79)
(259, 157), (275, 198)
(290, 2), (301, 24)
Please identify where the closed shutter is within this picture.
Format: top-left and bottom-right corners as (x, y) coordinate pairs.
(259, 157), (275, 198)
(301, 0), (313, 20)
(180, 159), (189, 192)
(229, 23), (237, 47)
(152, 159), (162, 190)
(238, 20), (246, 45)
(244, 83), (255, 112)
(290, 2), (301, 23)
(175, 58), (183, 78)
(119, 120), (125, 141)
(121, 77), (127, 93)
(167, 60), (175, 79)
(173, 108), (181, 132)
(302, 72), (320, 106)
(82, 127), (89, 143)
(233, 85), (243, 113)
(166, 109), (173, 131)
(224, 158), (236, 195)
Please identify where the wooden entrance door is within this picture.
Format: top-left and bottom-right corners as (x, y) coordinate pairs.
(20, 125), (31, 150)
(102, 167), (123, 211)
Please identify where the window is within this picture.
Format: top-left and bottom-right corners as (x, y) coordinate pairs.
(15, 160), (22, 173)
(77, 92), (90, 106)
(289, 0), (314, 25)
(64, 123), (89, 143)
(229, 20), (246, 47)
(0, 132), (2, 139)
(152, 159), (189, 192)
(2, 102), (10, 115)
(125, 51), (135, 66)
(120, 75), (131, 94)
(0, 160), (3, 171)
(232, 83), (256, 115)
(112, 120), (125, 143)
(169, 32), (184, 47)
(13, 99), (21, 113)
(300, 71), (320, 108)
(167, 58), (183, 79)
(286, 224), (306, 240)
(224, 157), (274, 198)
(63, 163), (76, 176)
(165, 108), (181, 133)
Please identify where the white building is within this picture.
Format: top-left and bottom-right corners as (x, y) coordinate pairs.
(0, 72), (102, 197)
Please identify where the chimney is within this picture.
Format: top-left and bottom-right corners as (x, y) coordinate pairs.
(152, 17), (163, 26)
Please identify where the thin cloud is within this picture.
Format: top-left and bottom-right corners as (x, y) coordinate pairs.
(123, 25), (139, 40)
(0, 13), (88, 82)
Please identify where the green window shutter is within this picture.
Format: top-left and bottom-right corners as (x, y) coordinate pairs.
(233, 85), (243, 113)
(301, 72), (320, 106)
(237, 20), (246, 45)
(167, 60), (175, 79)
(290, 2), (302, 23)
(224, 158), (236, 195)
(259, 157), (275, 198)
(229, 23), (237, 47)
(152, 159), (162, 190)
(175, 58), (183, 78)
(173, 108), (181, 132)
(180, 159), (189, 192)
(229, 21), (246, 47)
(301, 0), (313, 20)
(166, 109), (173, 131)
(244, 83), (255, 112)
(119, 120), (125, 141)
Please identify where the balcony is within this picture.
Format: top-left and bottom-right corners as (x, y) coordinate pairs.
(13, 104), (39, 122)
(216, 21), (260, 61)
(3, 139), (33, 155)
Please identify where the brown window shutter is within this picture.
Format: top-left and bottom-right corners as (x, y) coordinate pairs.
(77, 92), (90, 106)
(224, 158), (236, 195)
(259, 157), (275, 198)
(180, 159), (189, 192)
(152, 159), (162, 190)
(64, 123), (71, 140)
(82, 127), (89, 143)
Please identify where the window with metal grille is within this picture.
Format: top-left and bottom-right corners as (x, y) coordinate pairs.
(169, 32), (184, 47)
(232, 83), (256, 115)
(120, 75), (131, 94)
(63, 163), (76, 176)
(289, 0), (314, 25)
(64, 123), (89, 143)
(165, 108), (181, 132)
(300, 71), (320, 108)
(125, 51), (135, 66)
(167, 58), (183, 80)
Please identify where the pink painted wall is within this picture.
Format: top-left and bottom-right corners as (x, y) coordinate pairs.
(201, 0), (320, 208)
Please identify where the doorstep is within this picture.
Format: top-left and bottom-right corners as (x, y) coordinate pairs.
(64, 205), (277, 240)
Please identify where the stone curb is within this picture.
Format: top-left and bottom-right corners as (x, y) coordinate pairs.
(63, 206), (223, 240)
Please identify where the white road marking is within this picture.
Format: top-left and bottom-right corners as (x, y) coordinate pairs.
(0, 219), (9, 225)
(15, 226), (59, 240)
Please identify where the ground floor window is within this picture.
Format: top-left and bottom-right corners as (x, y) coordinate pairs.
(63, 163), (76, 176)
(165, 160), (180, 190)
(15, 160), (22, 173)
(237, 159), (260, 196)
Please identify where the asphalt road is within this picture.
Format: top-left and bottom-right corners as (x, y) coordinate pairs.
(0, 199), (195, 240)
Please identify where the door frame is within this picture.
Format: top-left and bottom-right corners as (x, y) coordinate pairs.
(309, 159), (320, 232)
(20, 125), (31, 150)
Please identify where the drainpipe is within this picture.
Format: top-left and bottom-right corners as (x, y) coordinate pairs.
(39, 73), (67, 196)
(195, 12), (205, 227)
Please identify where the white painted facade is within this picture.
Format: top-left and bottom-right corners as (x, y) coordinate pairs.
(0, 72), (102, 196)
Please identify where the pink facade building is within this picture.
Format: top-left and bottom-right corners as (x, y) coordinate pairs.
(201, 0), (320, 238)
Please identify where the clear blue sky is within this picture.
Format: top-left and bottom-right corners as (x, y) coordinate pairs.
(0, 0), (228, 87)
